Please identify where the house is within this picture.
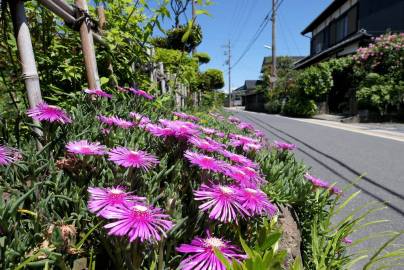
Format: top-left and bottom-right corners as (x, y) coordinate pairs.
(241, 80), (266, 112)
(231, 86), (246, 106)
(295, 0), (404, 69)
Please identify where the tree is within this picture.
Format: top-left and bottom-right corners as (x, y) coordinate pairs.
(152, 24), (202, 53)
(198, 68), (224, 91)
(193, 52), (211, 64)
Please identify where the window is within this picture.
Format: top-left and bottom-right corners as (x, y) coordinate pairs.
(310, 5), (358, 55)
(329, 20), (337, 45)
(347, 6), (358, 34)
(336, 16), (348, 42)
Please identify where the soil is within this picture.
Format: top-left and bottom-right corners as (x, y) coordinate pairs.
(278, 204), (302, 268)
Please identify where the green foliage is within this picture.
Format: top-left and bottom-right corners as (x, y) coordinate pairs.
(153, 23), (203, 53)
(198, 68), (225, 91)
(283, 98), (318, 117)
(258, 150), (311, 204)
(193, 52), (211, 64)
(353, 34), (404, 115)
(296, 63), (333, 100)
(215, 218), (292, 270)
(154, 47), (199, 87)
(356, 73), (404, 115)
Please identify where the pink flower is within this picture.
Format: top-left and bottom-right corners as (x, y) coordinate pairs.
(304, 173), (342, 195)
(173, 112), (200, 122)
(27, 102), (71, 124)
(130, 88), (154, 100)
(228, 116), (241, 124)
(157, 120), (200, 139)
(273, 140), (296, 151)
(229, 134), (260, 149)
(103, 203), (173, 242)
(220, 150), (258, 168)
(342, 237), (353, 244)
(216, 131), (225, 138)
(304, 173), (329, 188)
(145, 123), (175, 137)
(0, 145), (20, 165)
(243, 142), (263, 152)
(222, 165), (258, 188)
(66, 140), (106, 156)
(184, 151), (225, 173)
(255, 130), (265, 138)
(188, 137), (223, 153)
(237, 122), (254, 131)
(200, 127), (216, 135)
(87, 186), (144, 217)
(111, 116), (134, 129)
(194, 184), (249, 223)
(177, 233), (246, 270)
(84, 89), (112, 99)
(108, 147), (159, 170)
(238, 188), (277, 216)
(97, 115), (115, 126)
(97, 115), (134, 129)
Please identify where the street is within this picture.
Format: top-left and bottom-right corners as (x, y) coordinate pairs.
(231, 109), (404, 257)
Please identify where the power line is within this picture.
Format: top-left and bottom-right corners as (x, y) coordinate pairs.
(230, 12), (272, 70)
(230, 0), (286, 71)
(227, 0), (245, 41)
(232, 0), (258, 48)
(279, 11), (303, 56)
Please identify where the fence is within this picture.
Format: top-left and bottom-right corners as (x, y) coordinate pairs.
(5, 0), (192, 148)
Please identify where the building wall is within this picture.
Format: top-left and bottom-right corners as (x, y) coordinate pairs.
(359, 0), (404, 34)
(313, 0), (358, 36)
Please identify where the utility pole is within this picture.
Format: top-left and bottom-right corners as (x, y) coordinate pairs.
(271, 0), (277, 89)
(224, 40), (232, 107)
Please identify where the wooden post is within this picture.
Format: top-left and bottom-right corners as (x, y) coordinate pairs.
(75, 0), (101, 89)
(158, 62), (166, 94)
(8, 0), (43, 146)
(96, 5), (106, 32)
(96, 4), (117, 87)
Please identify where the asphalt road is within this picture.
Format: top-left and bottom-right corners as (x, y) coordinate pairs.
(231, 110), (404, 266)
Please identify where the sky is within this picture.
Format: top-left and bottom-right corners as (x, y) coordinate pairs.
(188, 0), (334, 92)
(91, 0), (333, 91)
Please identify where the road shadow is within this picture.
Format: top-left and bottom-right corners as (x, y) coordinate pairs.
(239, 112), (404, 216)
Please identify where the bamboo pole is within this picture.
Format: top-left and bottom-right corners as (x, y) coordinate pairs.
(75, 0), (101, 90)
(96, 4), (116, 87)
(8, 0), (43, 147)
(96, 5), (106, 32)
(37, 0), (105, 46)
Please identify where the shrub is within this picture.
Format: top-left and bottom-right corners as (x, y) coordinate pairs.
(356, 73), (404, 115)
(282, 98), (318, 117)
(296, 63), (333, 100)
(353, 33), (404, 114)
(198, 68), (225, 91)
(193, 52), (211, 64)
(152, 24), (203, 53)
(264, 99), (282, 114)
